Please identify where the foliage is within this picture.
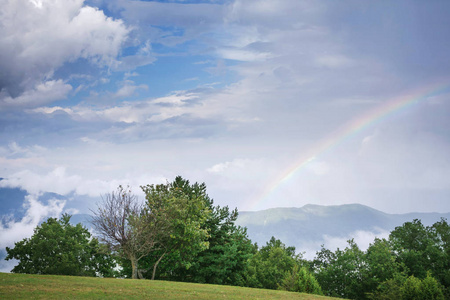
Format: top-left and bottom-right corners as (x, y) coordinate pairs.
(368, 272), (444, 300)
(172, 205), (254, 286)
(367, 272), (407, 300)
(313, 239), (368, 299)
(389, 218), (450, 297)
(312, 219), (450, 299)
(129, 177), (253, 285)
(245, 237), (303, 290)
(390, 219), (436, 278)
(364, 238), (401, 294)
(140, 176), (211, 280)
(420, 272), (446, 300)
(5, 214), (114, 277)
(280, 265), (323, 295)
(91, 178), (211, 280)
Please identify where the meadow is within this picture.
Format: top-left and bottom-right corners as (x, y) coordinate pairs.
(0, 272), (342, 300)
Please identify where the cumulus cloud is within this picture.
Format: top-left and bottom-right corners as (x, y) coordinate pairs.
(0, 167), (83, 196)
(0, 0), (129, 105)
(0, 80), (72, 110)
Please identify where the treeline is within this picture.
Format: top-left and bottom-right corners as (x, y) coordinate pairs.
(5, 177), (450, 300)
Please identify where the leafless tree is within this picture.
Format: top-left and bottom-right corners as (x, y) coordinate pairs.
(90, 186), (161, 279)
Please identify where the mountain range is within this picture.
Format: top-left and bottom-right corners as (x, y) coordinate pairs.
(1, 183), (449, 261)
(235, 204), (450, 257)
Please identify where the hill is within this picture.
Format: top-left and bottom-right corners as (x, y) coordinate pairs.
(0, 273), (341, 300)
(236, 204), (450, 257)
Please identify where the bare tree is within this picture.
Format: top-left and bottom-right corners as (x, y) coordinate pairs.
(90, 186), (160, 279)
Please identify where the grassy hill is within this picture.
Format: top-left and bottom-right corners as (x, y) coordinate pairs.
(0, 273), (342, 300)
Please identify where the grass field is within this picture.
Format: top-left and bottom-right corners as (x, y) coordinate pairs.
(0, 272), (343, 299)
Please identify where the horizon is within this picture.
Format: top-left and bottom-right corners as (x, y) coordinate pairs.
(1, 0), (450, 269)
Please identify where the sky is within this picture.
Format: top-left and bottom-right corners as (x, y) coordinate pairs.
(1, 0), (450, 257)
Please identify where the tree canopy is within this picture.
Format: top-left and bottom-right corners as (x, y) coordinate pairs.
(91, 177), (211, 280)
(5, 214), (114, 277)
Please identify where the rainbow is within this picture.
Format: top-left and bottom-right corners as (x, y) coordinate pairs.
(252, 81), (450, 210)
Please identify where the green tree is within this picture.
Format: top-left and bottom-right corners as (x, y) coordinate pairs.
(140, 176), (210, 280)
(419, 272), (445, 300)
(5, 214), (114, 277)
(369, 272), (444, 300)
(367, 272), (407, 300)
(429, 218), (450, 296)
(173, 205), (254, 286)
(389, 219), (435, 279)
(365, 238), (401, 293)
(389, 218), (450, 297)
(313, 239), (368, 299)
(246, 237), (302, 290)
(280, 265), (323, 295)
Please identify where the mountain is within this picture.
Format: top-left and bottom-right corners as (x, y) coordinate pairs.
(235, 204), (450, 257)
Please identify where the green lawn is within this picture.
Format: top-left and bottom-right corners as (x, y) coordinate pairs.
(0, 273), (342, 299)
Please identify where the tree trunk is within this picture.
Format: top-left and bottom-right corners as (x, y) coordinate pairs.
(130, 256), (139, 279)
(152, 252), (166, 280)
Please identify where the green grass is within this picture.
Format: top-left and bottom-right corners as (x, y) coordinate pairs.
(0, 273), (342, 299)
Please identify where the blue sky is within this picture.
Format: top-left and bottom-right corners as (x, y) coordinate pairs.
(1, 0), (450, 260)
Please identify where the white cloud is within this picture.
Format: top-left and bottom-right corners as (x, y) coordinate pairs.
(298, 229), (390, 260)
(0, 0), (129, 104)
(0, 167), (82, 196)
(0, 80), (72, 110)
(5, 142), (47, 158)
(0, 194), (66, 255)
(112, 82), (148, 99)
(323, 229), (390, 252)
(113, 41), (156, 71)
(30, 91), (201, 124)
(0, 165), (167, 200)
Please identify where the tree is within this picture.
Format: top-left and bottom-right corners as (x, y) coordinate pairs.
(389, 218), (450, 297)
(186, 206), (254, 286)
(90, 185), (160, 279)
(280, 265), (323, 295)
(156, 204), (254, 286)
(419, 272), (445, 300)
(389, 219), (435, 279)
(365, 238), (401, 293)
(429, 218), (450, 295)
(369, 272), (444, 300)
(5, 214), (114, 277)
(245, 237), (302, 290)
(313, 239), (368, 299)
(140, 176), (210, 280)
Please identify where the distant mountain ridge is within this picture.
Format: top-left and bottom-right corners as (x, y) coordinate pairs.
(236, 204), (450, 255)
(2, 187), (449, 261)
